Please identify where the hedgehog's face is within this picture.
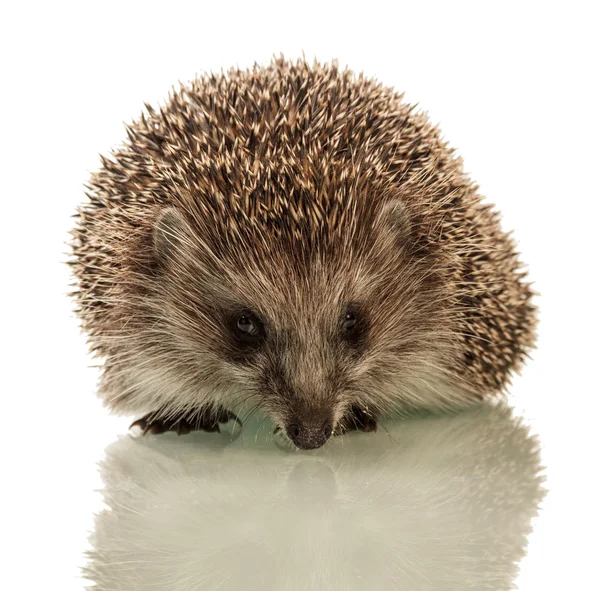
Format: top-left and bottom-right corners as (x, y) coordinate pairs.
(151, 204), (451, 450)
(217, 299), (371, 450)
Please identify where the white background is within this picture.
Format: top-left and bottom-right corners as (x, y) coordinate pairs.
(1, 1), (598, 589)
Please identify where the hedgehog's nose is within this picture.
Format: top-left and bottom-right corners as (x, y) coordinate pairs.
(286, 419), (333, 450)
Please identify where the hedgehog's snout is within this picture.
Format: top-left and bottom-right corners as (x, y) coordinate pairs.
(285, 417), (334, 450)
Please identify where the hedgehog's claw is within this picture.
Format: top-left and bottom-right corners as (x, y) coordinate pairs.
(334, 405), (378, 436)
(130, 405), (242, 437)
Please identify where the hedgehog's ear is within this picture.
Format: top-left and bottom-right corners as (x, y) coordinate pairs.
(153, 208), (189, 263)
(379, 200), (411, 238)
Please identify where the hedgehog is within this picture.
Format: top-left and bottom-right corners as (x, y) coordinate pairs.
(70, 56), (537, 450)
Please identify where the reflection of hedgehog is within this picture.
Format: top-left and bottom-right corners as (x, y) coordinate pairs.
(84, 403), (545, 590)
(70, 56), (537, 449)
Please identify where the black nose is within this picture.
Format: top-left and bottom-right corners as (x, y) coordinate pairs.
(286, 420), (333, 450)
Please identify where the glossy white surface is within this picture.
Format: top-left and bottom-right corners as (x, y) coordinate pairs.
(86, 405), (544, 590)
(2, 2), (598, 589)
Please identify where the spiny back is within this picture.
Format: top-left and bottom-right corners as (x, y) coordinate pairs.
(71, 56), (536, 399)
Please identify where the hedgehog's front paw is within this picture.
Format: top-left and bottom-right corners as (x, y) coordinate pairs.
(334, 405), (378, 436)
(130, 405), (242, 436)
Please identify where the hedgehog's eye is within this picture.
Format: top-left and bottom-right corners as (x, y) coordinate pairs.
(235, 313), (262, 338)
(340, 305), (368, 352)
(225, 310), (265, 363)
(342, 312), (357, 332)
